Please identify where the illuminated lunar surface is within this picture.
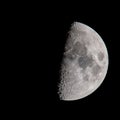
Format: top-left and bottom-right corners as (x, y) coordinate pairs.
(58, 22), (109, 101)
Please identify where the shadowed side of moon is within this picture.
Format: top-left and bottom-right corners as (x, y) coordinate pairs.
(58, 22), (109, 101)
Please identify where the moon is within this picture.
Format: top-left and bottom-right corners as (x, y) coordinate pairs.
(58, 22), (109, 101)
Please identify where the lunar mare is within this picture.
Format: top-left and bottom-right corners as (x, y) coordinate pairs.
(58, 22), (109, 101)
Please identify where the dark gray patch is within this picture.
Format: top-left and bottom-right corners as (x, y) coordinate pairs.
(65, 41), (87, 61)
(92, 64), (101, 76)
(83, 74), (89, 81)
(64, 52), (76, 61)
(98, 51), (104, 61)
(78, 55), (94, 69)
(72, 41), (87, 56)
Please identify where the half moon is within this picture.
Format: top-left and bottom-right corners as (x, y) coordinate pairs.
(58, 22), (109, 101)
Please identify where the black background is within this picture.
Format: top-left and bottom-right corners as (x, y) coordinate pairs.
(2, 1), (119, 117)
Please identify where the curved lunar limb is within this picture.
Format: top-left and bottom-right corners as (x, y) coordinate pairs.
(58, 22), (109, 101)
